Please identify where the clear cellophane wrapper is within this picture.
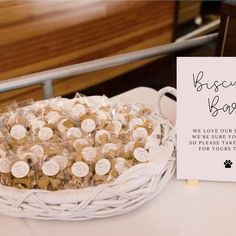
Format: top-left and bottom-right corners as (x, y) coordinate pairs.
(0, 94), (171, 191)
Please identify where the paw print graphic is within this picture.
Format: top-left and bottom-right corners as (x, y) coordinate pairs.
(224, 160), (233, 168)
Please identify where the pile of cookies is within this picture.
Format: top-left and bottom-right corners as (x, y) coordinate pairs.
(0, 96), (165, 191)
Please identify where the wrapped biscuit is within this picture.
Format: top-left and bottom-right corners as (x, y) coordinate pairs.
(95, 130), (110, 145)
(73, 138), (89, 152)
(81, 146), (97, 164)
(0, 94), (159, 190)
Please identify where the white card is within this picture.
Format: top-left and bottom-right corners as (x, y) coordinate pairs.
(177, 57), (236, 182)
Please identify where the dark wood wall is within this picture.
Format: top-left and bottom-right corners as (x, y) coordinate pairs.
(0, 1), (175, 105)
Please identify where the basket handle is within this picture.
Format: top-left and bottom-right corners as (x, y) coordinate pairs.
(156, 86), (177, 144)
(156, 86), (176, 118)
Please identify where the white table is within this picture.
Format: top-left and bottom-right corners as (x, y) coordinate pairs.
(1, 87), (235, 236)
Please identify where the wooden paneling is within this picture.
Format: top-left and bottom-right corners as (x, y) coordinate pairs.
(0, 1), (174, 104)
(177, 1), (201, 25)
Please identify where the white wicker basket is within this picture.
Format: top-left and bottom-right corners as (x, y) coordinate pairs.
(0, 87), (176, 221)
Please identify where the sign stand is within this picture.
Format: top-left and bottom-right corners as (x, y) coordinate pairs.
(187, 179), (199, 186)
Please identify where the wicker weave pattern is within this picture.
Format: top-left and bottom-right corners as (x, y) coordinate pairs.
(0, 87), (176, 221)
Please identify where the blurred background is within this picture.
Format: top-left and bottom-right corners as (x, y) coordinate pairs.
(0, 0), (235, 105)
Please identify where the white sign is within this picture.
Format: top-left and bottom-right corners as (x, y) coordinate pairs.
(177, 57), (236, 182)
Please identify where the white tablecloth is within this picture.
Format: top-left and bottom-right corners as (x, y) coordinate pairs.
(1, 87), (235, 236)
